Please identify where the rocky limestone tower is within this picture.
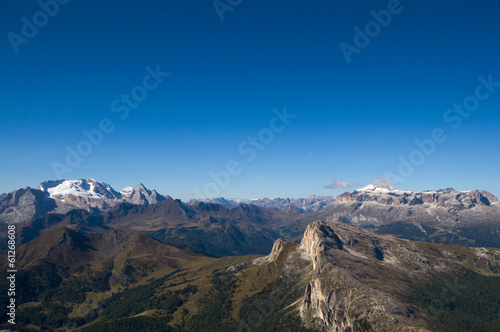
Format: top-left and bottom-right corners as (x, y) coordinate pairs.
(267, 238), (286, 262)
(301, 220), (344, 271)
(300, 221), (432, 332)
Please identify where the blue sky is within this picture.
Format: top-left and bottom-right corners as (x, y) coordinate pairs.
(1, 0), (499, 200)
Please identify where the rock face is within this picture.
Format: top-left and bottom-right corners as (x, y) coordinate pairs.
(297, 220), (500, 331)
(0, 188), (56, 224)
(121, 183), (167, 206)
(301, 221), (343, 270)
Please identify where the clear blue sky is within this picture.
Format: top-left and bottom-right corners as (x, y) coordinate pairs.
(1, 0), (499, 200)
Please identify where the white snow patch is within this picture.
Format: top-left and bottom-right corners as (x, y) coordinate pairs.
(120, 187), (134, 198)
(41, 179), (116, 200)
(358, 184), (412, 195)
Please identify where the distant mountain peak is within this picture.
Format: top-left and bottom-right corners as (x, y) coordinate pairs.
(360, 183), (393, 190)
(357, 184), (408, 193)
(37, 178), (121, 200)
(130, 183), (166, 205)
(134, 182), (149, 192)
(120, 186), (134, 198)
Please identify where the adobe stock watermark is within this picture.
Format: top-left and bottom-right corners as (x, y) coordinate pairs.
(213, 0), (243, 21)
(7, 0), (71, 54)
(383, 74), (499, 185)
(193, 106), (296, 199)
(51, 64), (169, 178)
(339, 0), (407, 64)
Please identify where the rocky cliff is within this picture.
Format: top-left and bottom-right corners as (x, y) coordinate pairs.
(337, 186), (498, 209)
(296, 220), (500, 331)
(0, 187), (56, 224)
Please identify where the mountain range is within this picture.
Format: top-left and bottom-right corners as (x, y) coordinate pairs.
(2, 179), (500, 253)
(194, 195), (336, 212)
(0, 178), (168, 225)
(1, 179), (500, 331)
(313, 184), (500, 247)
(0, 178), (334, 226)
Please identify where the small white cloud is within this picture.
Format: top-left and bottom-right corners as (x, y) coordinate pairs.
(373, 176), (393, 187)
(325, 179), (361, 189)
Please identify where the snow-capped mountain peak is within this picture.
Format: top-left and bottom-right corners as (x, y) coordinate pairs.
(120, 186), (134, 198)
(359, 184), (394, 192)
(37, 178), (122, 200)
(356, 184), (412, 195)
(34, 178), (167, 214)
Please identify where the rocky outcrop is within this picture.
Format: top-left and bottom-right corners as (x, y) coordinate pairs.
(267, 238), (286, 262)
(296, 220), (500, 331)
(252, 238), (286, 265)
(125, 183), (167, 206)
(0, 188), (56, 224)
(301, 221), (343, 270)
